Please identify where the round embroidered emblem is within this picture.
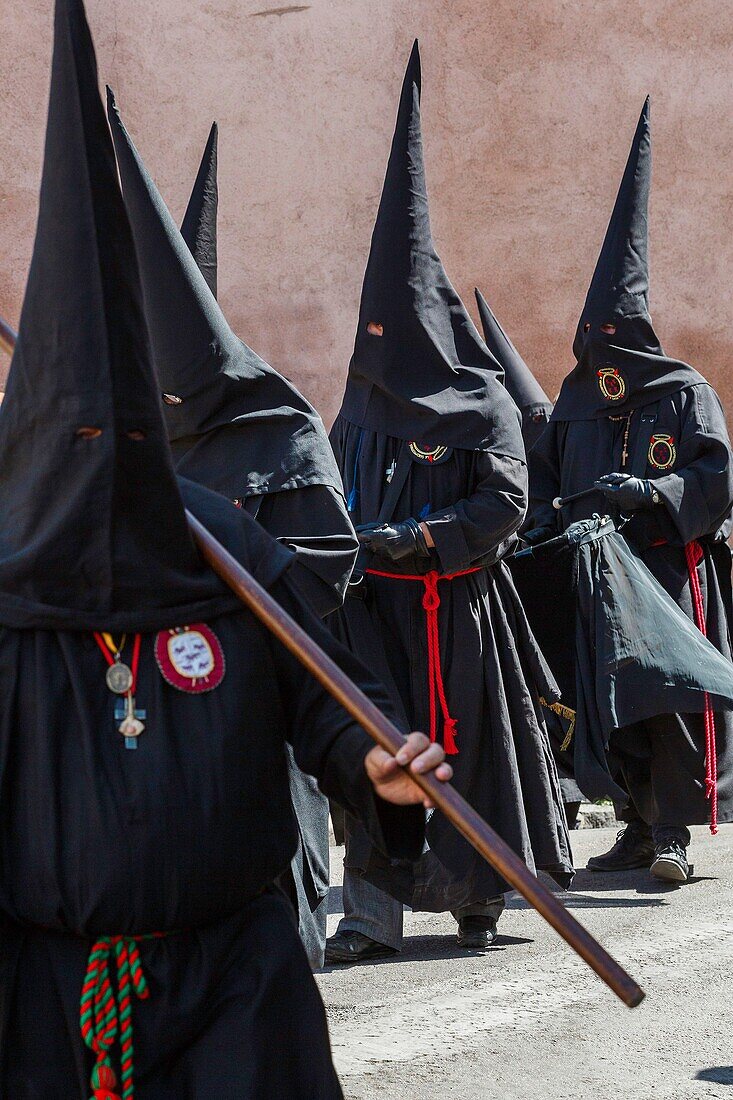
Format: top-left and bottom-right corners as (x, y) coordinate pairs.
(648, 433), (676, 471)
(597, 367), (626, 402)
(408, 442), (452, 465)
(155, 624), (225, 693)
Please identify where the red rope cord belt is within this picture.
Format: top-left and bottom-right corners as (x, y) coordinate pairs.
(365, 566), (483, 754)
(684, 540), (718, 835)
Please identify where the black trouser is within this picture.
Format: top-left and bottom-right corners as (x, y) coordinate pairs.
(617, 799), (690, 847)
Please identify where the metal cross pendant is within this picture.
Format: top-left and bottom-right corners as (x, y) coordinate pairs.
(115, 692), (146, 750)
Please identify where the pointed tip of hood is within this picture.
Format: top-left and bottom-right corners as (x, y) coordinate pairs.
(107, 89), (245, 404)
(406, 39), (421, 89)
(474, 288), (551, 410)
(181, 121), (219, 298)
(574, 96), (656, 358)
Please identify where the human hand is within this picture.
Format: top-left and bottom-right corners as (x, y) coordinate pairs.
(594, 473), (658, 511)
(364, 732), (453, 808)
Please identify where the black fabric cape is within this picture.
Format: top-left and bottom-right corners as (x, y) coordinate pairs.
(475, 287), (552, 452)
(338, 42), (521, 456)
(0, 4), (425, 1095)
(330, 418), (574, 908)
(180, 121), (218, 298)
(107, 90), (344, 502)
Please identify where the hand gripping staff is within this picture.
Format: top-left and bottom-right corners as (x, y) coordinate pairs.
(0, 316), (644, 1008)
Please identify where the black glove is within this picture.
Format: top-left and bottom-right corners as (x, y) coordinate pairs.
(594, 472), (659, 511)
(357, 518), (430, 562)
(521, 525), (556, 547)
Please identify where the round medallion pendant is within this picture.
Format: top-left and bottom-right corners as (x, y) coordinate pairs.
(155, 624), (226, 693)
(648, 433), (676, 470)
(597, 367), (626, 402)
(106, 662), (133, 695)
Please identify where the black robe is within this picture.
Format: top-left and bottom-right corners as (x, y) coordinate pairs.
(329, 417), (573, 910)
(241, 483), (357, 970)
(509, 542), (584, 806)
(0, 523), (421, 1098)
(529, 382), (733, 825)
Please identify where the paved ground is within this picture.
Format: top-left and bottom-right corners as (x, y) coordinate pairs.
(317, 825), (733, 1100)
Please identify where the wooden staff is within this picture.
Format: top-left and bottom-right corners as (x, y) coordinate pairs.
(0, 314), (644, 1007)
(0, 314), (16, 358)
(188, 509), (644, 1009)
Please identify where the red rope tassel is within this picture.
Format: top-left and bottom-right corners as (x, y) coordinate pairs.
(366, 566), (482, 755)
(684, 541), (718, 835)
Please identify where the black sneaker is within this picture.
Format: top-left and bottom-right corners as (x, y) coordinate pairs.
(651, 840), (690, 883)
(587, 824), (655, 872)
(456, 916), (498, 951)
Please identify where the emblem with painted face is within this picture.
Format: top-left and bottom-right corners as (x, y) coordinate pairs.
(155, 623), (226, 693)
(597, 367), (626, 402)
(648, 433), (676, 471)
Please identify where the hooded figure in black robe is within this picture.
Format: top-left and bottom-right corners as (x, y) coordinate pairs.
(106, 98), (357, 971)
(326, 43), (573, 962)
(474, 289), (584, 819)
(0, 3), (451, 1094)
(475, 287), (553, 453)
(526, 98), (733, 878)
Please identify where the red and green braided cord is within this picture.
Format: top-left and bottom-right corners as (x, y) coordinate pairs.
(80, 935), (151, 1100)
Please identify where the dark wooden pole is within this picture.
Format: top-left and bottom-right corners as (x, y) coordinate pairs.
(0, 313), (644, 1007)
(187, 509), (645, 1009)
(0, 315), (16, 358)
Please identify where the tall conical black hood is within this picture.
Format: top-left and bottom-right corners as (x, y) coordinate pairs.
(339, 42), (520, 456)
(181, 122), (218, 298)
(0, 0), (238, 630)
(107, 92), (343, 501)
(554, 99), (705, 422)
(574, 98), (654, 355)
(474, 288), (551, 411)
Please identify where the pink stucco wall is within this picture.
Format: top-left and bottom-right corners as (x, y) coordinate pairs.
(1, 1), (732, 424)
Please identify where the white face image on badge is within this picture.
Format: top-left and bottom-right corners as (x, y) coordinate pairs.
(169, 630), (215, 679)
